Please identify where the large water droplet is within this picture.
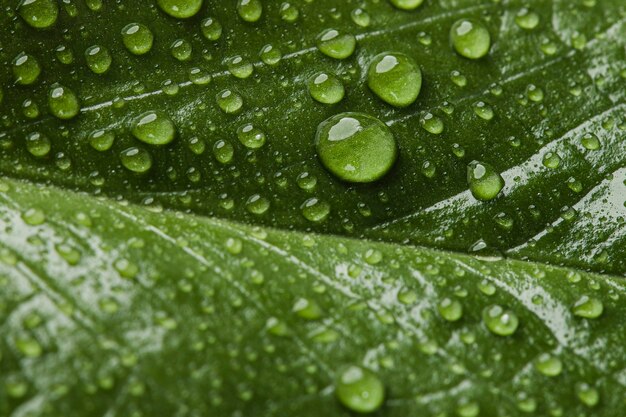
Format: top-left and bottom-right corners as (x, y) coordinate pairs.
(450, 19), (491, 59)
(316, 113), (397, 183)
(131, 111), (176, 145)
(317, 29), (356, 60)
(467, 161), (504, 201)
(18, 0), (58, 29)
(157, 0), (202, 19)
(336, 366), (385, 413)
(367, 52), (422, 108)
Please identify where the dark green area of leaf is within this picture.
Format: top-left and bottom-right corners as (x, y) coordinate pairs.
(0, 178), (625, 416)
(1, 0), (625, 274)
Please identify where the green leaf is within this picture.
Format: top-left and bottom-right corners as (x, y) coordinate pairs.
(1, 0), (625, 273)
(1, 0), (626, 415)
(0, 178), (625, 416)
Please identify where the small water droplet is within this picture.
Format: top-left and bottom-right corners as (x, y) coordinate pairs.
(120, 147), (152, 173)
(317, 29), (356, 59)
(482, 304), (519, 336)
(450, 19), (491, 59)
(48, 83), (80, 120)
(308, 72), (345, 104)
(131, 111), (175, 145)
(367, 52), (422, 108)
(336, 366), (385, 413)
(572, 296), (603, 319)
(467, 161), (504, 201)
(121, 23), (154, 55)
(216, 89), (243, 114)
(237, 124), (266, 149)
(12, 52), (41, 85)
(157, 0), (202, 19)
(389, 0), (424, 10)
(237, 0), (263, 23)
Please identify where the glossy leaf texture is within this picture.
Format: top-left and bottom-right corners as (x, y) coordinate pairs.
(1, 0), (625, 274)
(0, 178), (625, 416)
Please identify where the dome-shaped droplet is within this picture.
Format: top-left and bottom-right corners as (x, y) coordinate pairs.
(200, 17), (222, 40)
(515, 8), (539, 30)
(315, 113), (397, 183)
(121, 23), (154, 55)
(292, 298), (322, 320)
(237, 124), (266, 149)
(389, 0), (424, 11)
(575, 383), (599, 407)
(18, 0), (58, 29)
(213, 140), (234, 164)
(438, 298), (463, 322)
(301, 198), (331, 222)
(351, 8), (371, 27)
(450, 19), (491, 59)
(473, 101), (494, 120)
(279, 2), (299, 22)
(120, 147), (152, 173)
(157, 0), (202, 19)
(227, 55), (254, 79)
(237, 0), (262, 23)
(216, 89), (243, 114)
(542, 152), (561, 169)
(467, 161), (504, 201)
(482, 305), (518, 336)
(581, 133), (601, 150)
(25, 132), (51, 157)
(12, 52), (41, 85)
(316, 29), (356, 60)
(259, 44), (282, 65)
(367, 52), (422, 108)
(85, 45), (112, 74)
(246, 194), (270, 214)
(336, 366), (385, 413)
(89, 130), (115, 152)
(572, 296), (603, 319)
(419, 112), (444, 134)
(48, 83), (80, 120)
(534, 353), (563, 377)
(308, 72), (345, 104)
(171, 39), (192, 61)
(131, 111), (176, 145)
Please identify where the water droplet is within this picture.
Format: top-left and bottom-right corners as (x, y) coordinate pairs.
(26, 132), (51, 157)
(316, 113), (397, 183)
(297, 172), (317, 191)
(575, 383), (599, 407)
(581, 133), (601, 150)
(18, 0), (58, 29)
(515, 8), (540, 30)
(227, 55), (254, 79)
(308, 72), (345, 104)
(438, 298), (463, 322)
(55, 44), (74, 64)
(171, 39), (192, 61)
(157, 0), (202, 19)
(246, 194), (270, 215)
(12, 52), (41, 85)
(542, 152), (561, 169)
(22, 208), (45, 225)
(336, 366), (385, 413)
(213, 140), (234, 164)
(450, 70), (467, 87)
(121, 23), (154, 55)
(467, 161), (504, 201)
(200, 17), (222, 40)
(259, 44), (282, 65)
(85, 45), (112, 74)
(457, 400), (480, 417)
(317, 29), (356, 60)
(293, 298), (323, 320)
(389, 0), (424, 10)
(89, 130), (115, 152)
(367, 52), (422, 108)
(351, 8), (370, 27)
(131, 111), (175, 145)
(534, 353), (563, 376)
(472, 101), (494, 120)
(15, 337), (42, 358)
(420, 112), (444, 134)
(225, 237), (243, 254)
(301, 198), (330, 222)
(450, 19), (491, 59)
(572, 296), (603, 319)
(237, 0), (262, 23)
(216, 89), (243, 114)
(120, 147), (152, 173)
(279, 2), (299, 22)
(482, 305), (519, 336)
(48, 83), (80, 120)
(237, 124), (266, 149)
